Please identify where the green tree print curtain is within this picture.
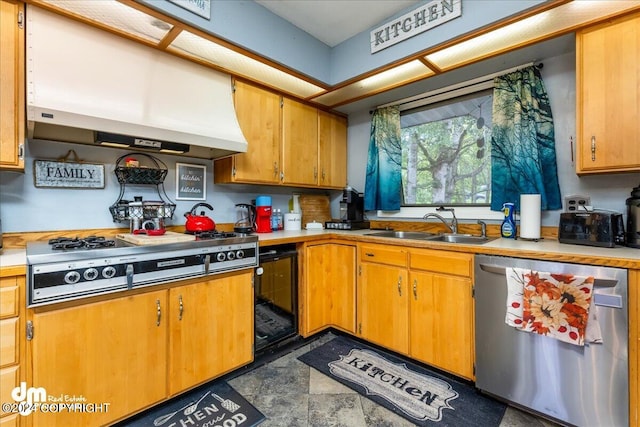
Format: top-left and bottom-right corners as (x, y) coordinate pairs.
(490, 66), (562, 211)
(364, 106), (402, 211)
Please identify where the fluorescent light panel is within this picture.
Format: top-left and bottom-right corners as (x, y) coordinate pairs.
(426, 0), (640, 69)
(169, 31), (326, 99)
(40, 0), (173, 43)
(312, 60), (433, 106)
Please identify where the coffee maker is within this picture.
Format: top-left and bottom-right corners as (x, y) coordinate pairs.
(325, 187), (370, 230)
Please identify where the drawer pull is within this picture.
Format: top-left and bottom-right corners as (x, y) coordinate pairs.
(156, 299), (162, 326)
(365, 252), (375, 257)
(413, 279), (418, 300)
(178, 295), (184, 320)
(397, 276), (402, 296)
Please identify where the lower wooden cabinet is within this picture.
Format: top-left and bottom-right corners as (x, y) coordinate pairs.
(0, 271), (24, 427)
(30, 290), (168, 427)
(301, 242), (356, 335)
(357, 243), (474, 379)
(168, 271), (253, 396)
(27, 270), (254, 426)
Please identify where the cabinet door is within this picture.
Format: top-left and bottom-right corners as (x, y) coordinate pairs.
(577, 12), (640, 173)
(303, 243), (356, 335)
(409, 271), (473, 379)
(359, 262), (409, 355)
(30, 291), (168, 426)
(0, 0), (24, 171)
(281, 98), (319, 186)
(318, 111), (347, 189)
(221, 80), (281, 183)
(168, 271), (253, 396)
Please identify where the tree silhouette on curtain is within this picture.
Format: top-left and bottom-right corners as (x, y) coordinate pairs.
(364, 106), (402, 211)
(490, 65), (562, 211)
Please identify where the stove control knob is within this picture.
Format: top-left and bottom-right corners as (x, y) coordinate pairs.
(227, 251), (236, 260)
(64, 271), (81, 284)
(216, 252), (226, 262)
(84, 268), (99, 281)
(236, 250), (244, 259)
(102, 266), (117, 279)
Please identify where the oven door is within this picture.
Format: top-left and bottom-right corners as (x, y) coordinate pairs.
(254, 245), (298, 353)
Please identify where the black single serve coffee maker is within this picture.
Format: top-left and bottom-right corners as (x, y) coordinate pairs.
(626, 183), (640, 248)
(325, 187), (370, 230)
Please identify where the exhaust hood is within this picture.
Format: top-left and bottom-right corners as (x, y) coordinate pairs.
(26, 6), (248, 159)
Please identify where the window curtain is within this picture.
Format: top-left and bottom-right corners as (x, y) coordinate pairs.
(490, 65), (562, 211)
(364, 106), (402, 211)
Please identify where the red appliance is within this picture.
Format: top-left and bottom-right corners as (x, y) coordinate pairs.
(255, 206), (272, 233)
(255, 196), (272, 233)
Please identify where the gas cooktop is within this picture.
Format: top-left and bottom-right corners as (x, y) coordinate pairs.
(26, 232), (259, 307)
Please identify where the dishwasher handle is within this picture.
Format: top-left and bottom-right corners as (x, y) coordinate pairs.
(478, 263), (619, 288)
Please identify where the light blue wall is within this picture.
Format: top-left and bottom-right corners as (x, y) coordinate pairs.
(0, 141), (337, 232)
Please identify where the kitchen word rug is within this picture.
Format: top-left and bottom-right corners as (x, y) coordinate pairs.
(298, 335), (506, 426)
(116, 380), (265, 427)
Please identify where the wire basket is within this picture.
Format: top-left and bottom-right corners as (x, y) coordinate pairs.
(114, 153), (168, 185)
(109, 202), (176, 222)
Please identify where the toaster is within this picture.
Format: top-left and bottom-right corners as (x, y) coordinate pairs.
(558, 211), (625, 248)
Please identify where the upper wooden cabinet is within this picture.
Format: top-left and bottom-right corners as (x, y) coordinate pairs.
(576, 11), (640, 174)
(215, 81), (347, 189)
(0, 0), (24, 171)
(318, 111), (347, 188)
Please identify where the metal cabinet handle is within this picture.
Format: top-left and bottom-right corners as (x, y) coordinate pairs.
(365, 252), (375, 257)
(156, 299), (162, 326)
(273, 162), (278, 177)
(413, 279), (417, 300)
(314, 167), (318, 179)
(591, 136), (596, 161)
(178, 295), (183, 320)
(397, 276), (402, 296)
(322, 169), (326, 181)
(126, 264), (134, 289)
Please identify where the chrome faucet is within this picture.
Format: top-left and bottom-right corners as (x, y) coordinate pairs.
(423, 206), (458, 234)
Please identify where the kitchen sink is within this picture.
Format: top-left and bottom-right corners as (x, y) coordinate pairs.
(365, 231), (438, 239)
(365, 231), (494, 244)
(426, 233), (495, 244)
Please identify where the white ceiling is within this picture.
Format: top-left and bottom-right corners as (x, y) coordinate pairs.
(255, 0), (421, 47)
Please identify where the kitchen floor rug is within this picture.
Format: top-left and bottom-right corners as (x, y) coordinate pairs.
(297, 335), (506, 427)
(115, 380), (265, 427)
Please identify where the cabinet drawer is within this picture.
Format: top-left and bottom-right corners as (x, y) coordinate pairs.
(0, 319), (18, 368)
(359, 244), (407, 267)
(0, 284), (19, 319)
(0, 366), (19, 417)
(409, 249), (472, 277)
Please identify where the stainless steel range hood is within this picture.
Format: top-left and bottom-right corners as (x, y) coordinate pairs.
(26, 6), (248, 159)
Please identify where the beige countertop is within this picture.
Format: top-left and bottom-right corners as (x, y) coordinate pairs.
(2, 230), (639, 269)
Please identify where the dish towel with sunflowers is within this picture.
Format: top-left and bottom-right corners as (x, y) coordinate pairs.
(505, 267), (601, 346)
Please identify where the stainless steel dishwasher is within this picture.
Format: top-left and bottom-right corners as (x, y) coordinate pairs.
(474, 255), (628, 427)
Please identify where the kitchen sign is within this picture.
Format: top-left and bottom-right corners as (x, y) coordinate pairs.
(176, 163), (206, 200)
(370, 0), (462, 53)
(168, 0), (211, 19)
(34, 151), (104, 189)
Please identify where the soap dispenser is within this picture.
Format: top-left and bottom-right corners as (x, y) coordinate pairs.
(501, 202), (517, 238)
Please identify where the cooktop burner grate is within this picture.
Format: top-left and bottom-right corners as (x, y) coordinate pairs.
(190, 231), (239, 240)
(48, 236), (116, 250)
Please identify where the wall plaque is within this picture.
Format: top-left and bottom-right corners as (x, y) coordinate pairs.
(34, 150), (105, 189)
(370, 0), (462, 53)
(168, 0), (211, 19)
(176, 163), (206, 201)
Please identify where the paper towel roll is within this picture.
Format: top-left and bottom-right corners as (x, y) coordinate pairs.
(520, 194), (541, 239)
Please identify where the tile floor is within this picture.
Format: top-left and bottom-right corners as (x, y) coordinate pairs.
(227, 332), (561, 427)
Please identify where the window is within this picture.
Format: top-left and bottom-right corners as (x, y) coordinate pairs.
(400, 90), (492, 206)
